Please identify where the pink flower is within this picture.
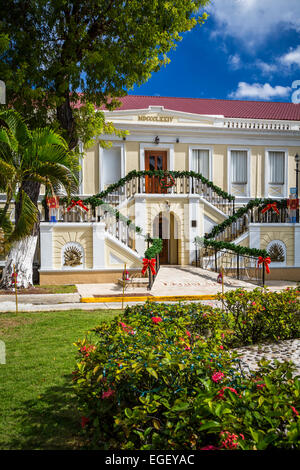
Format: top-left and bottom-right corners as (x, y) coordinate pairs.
(200, 445), (219, 450)
(151, 317), (162, 324)
(212, 372), (225, 383)
(252, 302), (256, 306)
(220, 345), (224, 350)
(101, 388), (115, 399)
(81, 416), (90, 428)
(291, 406), (299, 416)
(119, 321), (134, 334)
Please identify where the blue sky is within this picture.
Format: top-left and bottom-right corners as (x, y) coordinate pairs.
(130, 0), (300, 103)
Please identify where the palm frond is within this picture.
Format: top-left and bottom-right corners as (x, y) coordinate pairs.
(31, 128), (68, 150)
(0, 109), (31, 148)
(0, 159), (16, 190)
(33, 161), (77, 186)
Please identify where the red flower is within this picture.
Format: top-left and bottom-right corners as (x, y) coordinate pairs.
(81, 416), (90, 428)
(151, 317), (163, 324)
(186, 330), (191, 338)
(216, 386), (241, 400)
(101, 388), (115, 399)
(256, 383), (265, 390)
(220, 345), (224, 350)
(220, 431), (240, 449)
(291, 406), (299, 416)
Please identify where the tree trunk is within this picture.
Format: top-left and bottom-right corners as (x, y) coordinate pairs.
(56, 93), (78, 150)
(0, 180), (40, 289)
(0, 235), (38, 289)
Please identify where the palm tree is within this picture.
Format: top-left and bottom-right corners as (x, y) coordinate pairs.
(0, 109), (78, 288)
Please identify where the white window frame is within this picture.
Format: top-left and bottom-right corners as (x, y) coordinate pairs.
(139, 143), (174, 171)
(227, 147), (251, 198)
(264, 148), (288, 198)
(99, 142), (125, 192)
(188, 146), (213, 181)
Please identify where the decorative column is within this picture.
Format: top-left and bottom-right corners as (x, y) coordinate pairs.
(93, 222), (106, 269)
(249, 224), (261, 250)
(40, 224), (53, 270)
(134, 196), (147, 258)
(294, 225), (300, 266)
(187, 195), (201, 264)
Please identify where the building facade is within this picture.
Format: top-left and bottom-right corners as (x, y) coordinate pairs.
(36, 96), (300, 283)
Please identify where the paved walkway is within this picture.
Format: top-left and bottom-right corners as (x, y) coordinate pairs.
(235, 338), (300, 377)
(0, 265), (297, 312)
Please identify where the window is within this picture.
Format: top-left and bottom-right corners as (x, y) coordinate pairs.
(231, 150), (247, 184)
(102, 146), (121, 187)
(268, 151), (284, 184)
(191, 149), (209, 178)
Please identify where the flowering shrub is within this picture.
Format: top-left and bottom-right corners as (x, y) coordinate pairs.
(218, 287), (300, 347)
(72, 298), (300, 450)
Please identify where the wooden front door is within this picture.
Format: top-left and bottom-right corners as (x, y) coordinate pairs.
(145, 150), (167, 193)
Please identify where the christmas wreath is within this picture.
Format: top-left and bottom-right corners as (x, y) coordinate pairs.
(158, 171), (175, 190)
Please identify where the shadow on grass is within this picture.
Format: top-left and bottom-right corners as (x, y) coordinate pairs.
(8, 375), (87, 450)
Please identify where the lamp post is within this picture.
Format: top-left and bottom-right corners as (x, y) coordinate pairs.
(295, 153), (300, 223)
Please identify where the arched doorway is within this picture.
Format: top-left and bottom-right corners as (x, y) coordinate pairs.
(153, 211), (179, 265)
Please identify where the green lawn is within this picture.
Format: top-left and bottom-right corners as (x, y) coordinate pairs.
(0, 309), (120, 450)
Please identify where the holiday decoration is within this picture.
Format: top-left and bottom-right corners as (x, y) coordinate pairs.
(159, 171), (175, 190)
(122, 270), (130, 281)
(141, 258), (156, 276)
(261, 202), (279, 215)
(46, 196), (60, 222)
(67, 199), (89, 212)
(287, 192), (299, 223)
(257, 256), (271, 274)
(46, 196), (59, 208)
(217, 272), (223, 284)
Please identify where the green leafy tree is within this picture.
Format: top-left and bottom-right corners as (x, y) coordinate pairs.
(0, 1), (209, 149)
(0, 109), (78, 288)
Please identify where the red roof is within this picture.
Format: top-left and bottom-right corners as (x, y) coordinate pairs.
(107, 95), (300, 121)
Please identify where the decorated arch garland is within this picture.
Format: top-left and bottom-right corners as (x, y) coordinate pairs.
(56, 170), (290, 261)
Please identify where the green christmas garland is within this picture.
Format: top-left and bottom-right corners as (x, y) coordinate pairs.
(61, 170), (235, 207)
(195, 236), (269, 258)
(206, 198), (287, 240)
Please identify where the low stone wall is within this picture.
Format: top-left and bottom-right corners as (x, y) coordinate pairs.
(39, 269), (141, 285)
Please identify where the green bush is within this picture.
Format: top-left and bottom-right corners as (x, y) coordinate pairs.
(72, 296), (300, 450)
(218, 287), (300, 347)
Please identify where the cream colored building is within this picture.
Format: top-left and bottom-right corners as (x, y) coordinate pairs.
(37, 96), (300, 282)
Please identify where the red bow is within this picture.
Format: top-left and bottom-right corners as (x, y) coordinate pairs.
(261, 202), (279, 215)
(141, 258), (156, 276)
(67, 199), (89, 212)
(257, 256), (271, 274)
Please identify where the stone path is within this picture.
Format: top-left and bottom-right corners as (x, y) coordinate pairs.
(151, 265), (258, 296)
(234, 339), (300, 377)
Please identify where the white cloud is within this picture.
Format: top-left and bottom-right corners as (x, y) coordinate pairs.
(228, 54), (242, 70)
(206, 0), (300, 47)
(229, 82), (291, 100)
(255, 60), (278, 75)
(280, 45), (300, 67)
